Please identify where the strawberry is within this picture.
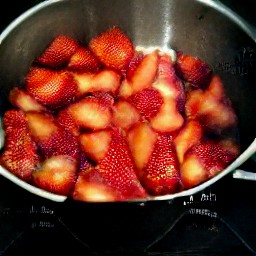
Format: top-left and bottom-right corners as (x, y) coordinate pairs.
(35, 34), (79, 69)
(82, 128), (148, 201)
(128, 88), (163, 119)
(119, 50), (159, 97)
(0, 110), (39, 181)
(67, 46), (100, 72)
(89, 26), (135, 72)
(175, 52), (212, 88)
(174, 120), (203, 163)
(141, 134), (180, 196)
(25, 111), (80, 159)
(127, 122), (157, 171)
(181, 140), (240, 188)
(67, 95), (112, 131)
(9, 87), (46, 112)
(73, 170), (119, 202)
(125, 51), (144, 79)
(185, 75), (238, 132)
(112, 100), (141, 131)
(79, 129), (112, 163)
(32, 155), (78, 195)
(25, 67), (78, 110)
(73, 69), (121, 96)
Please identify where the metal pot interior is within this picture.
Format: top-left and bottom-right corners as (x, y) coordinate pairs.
(0, 0), (255, 201)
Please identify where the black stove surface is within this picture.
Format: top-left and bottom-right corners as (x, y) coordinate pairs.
(0, 1), (256, 256)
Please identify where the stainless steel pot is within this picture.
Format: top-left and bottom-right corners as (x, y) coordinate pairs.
(0, 0), (255, 203)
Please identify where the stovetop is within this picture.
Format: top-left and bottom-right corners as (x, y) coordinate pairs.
(0, 1), (256, 256)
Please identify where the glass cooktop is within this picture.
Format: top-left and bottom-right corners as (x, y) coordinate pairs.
(0, 1), (256, 255)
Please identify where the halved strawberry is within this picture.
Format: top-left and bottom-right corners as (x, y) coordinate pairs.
(73, 170), (119, 202)
(35, 34), (79, 69)
(78, 128), (148, 201)
(67, 46), (101, 72)
(25, 111), (80, 159)
(141, 134), (180, 196)
(128, 88), (163, 119)
(127, 122), (157, 171)
(32, 155), (78, 195)
(89, 26), (135, 72)
(150, 83), (184, 133)
(180, 139), (240, 188)
(25, 67), (78, 110)
(126, 51), (144, 79)
(67, 95), (112, 131)
(73, 69), (121, 96)
(9, 87), (46, 112)
(174, 120), (203, 163)
(112, 100), (141, 131)
(0, 110), (39, 181)
(185, 75), (238, 132)
(119, 50), (159, 97)
(175, 52), (212, 88)
(79, 129), (112, 163)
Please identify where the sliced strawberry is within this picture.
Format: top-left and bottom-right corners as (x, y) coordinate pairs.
(181, 140), (239, 188)
(73, 69), (121, 96)
(126, 50), (159, 95)
(67, 95), (112, 130)
(174, 120), (203, 163)
(112, 100), (141, 131)
(157, 53), (186, 112)
(57, 108), (80, 137)
(9, 87), (46, 112)
(0, 110), (39, 181)
(67, 46), (100, 72)
(79, 129), (112, 163)
(185, 75), (238, 132)
(127, 122), (157, 171)
(73, 170), (119, 202)
(175, 52), (212, 88)
(83, 128), (148, 201)
(25, 111), (80, 159)
(89, 26), (135, 72)
(25, 67), (78, 110)
(126, 51), (144, 79)
(128, 88), (163, 119)
(35, 34), (79, 69)
(32, 155), (78, 195)
(141, 134), (180, 196)
(151, 83), (184, 133)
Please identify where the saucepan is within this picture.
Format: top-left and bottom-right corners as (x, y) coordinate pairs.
(0, 0), (255, 205)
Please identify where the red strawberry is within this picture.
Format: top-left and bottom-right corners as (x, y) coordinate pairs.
(181, 140), (240, 188)
(73, 69), (121, 96)
(175, 52), (212, 88)
(174, 120), (203, 163)
(67, 95), (112, 131)
(89, 26), (135, 72)
(119, 50), (159, 97)
(67, 46), (101, 72)
(9, 87), (46, 112)
(141, 134), (180, 196)
(128, 88), (163, 119)
(112, 100), (141, 131)
(25, 111), (80, 159)
(25, 67), (78, 110)
(126, 51), (144, 79)
(0, 110), (39, 181)
(32, 155), (78, 195)
(79, 129), (112, 163)
(127, 122), (157, 171)
(78, 128), (148, 201)
(35, 34), (79, 69)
